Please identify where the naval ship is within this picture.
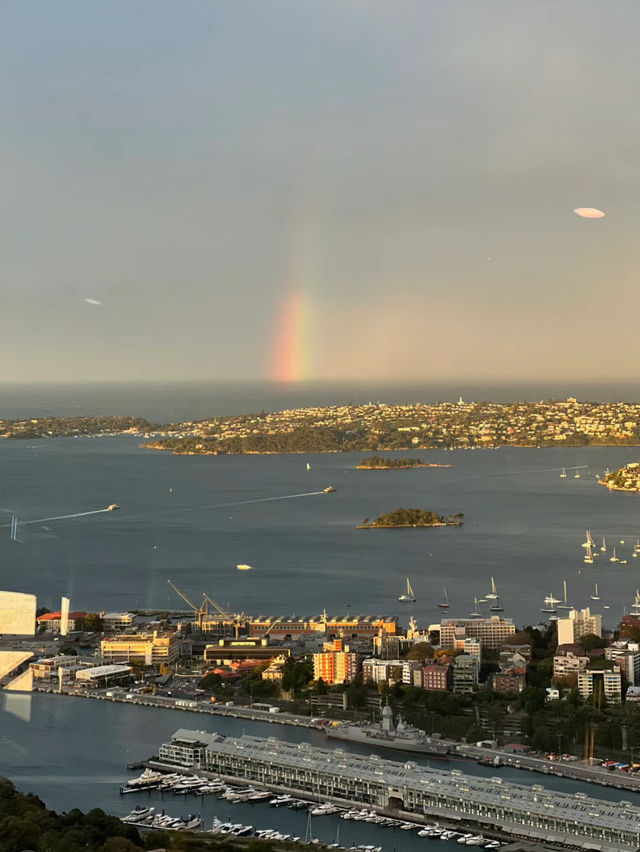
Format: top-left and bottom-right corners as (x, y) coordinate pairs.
(325, 704), (451, 757)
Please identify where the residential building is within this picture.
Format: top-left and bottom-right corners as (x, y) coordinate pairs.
(362, 658), (404, 684)
(439, 617), (515, 653)
(313, 639), (359, 685)
(401, 659), (422, 685)
(422, 664), (451, 692)
(578, 669), (622, 703)
(100, 631), (180, 666)
(36, 611), (86, 633)
(557, 608), (603, 645)
(553, 644), (589, 679)
(452, 654), (479, 694)
(261, 657), (287, 682)
(605, 641), (640, 686)
(492, 671), (526, 693)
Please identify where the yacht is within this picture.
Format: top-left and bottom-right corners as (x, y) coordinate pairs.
(469, 597), (482, 617)
(574, 470), (581, 478)
(438, 586), (450, 609)
(486, 577), (498, 599)
(398, 578), (416, 602)
(306, 462), (311, 471)
(107, 503), (120, 511)
(541, 594), (560, 613)
(591, 583), (600, 601)
(323, 485), (336, 493)
(557, 580), (572, 610)
(560, 467), (567, 478)
(584, 543), (593, 564)
(610, 547), (619, 563)
(489, 595), (504, 612)
(601, 537), (607, 552)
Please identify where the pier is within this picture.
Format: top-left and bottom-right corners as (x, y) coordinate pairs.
(150, 728), (640, 851)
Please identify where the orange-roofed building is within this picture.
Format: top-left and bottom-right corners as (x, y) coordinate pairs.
(36, 611), (86, 633)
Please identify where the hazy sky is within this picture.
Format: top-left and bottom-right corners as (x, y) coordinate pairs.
(4, 1), (640, 384)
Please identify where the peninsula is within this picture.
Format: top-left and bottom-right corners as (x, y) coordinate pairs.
(599, 462), (640, 493)
(358, 508), (464, 529)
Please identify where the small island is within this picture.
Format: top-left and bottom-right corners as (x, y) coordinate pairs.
(599, 462), (640, 493)
(358, 507), (464, 529)
(357, 456), (454, 469)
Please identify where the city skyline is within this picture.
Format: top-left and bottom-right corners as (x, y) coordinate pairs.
(4, 2), (640, 384)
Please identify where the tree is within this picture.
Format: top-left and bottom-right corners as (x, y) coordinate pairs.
(406, 642), (434, 661)
(581, 633), (607, 652)
(82, 613), (104, 633)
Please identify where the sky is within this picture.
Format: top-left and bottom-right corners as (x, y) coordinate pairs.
(3, 1), (640, 385)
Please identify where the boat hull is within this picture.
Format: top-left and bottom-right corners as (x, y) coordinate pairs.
(326, 726), (450, 757)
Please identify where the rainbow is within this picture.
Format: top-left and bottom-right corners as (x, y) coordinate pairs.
(270, 288), (312, 382)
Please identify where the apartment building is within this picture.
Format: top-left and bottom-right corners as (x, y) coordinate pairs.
(422, 664), (451, 692)
(557, 608), (603, 645)
(578, 669), (622, 703)
(439, 617), (515, 652)
(313, 639), (359, 685)
(452, 654), (479, 694)
(553, 644), (589, 679)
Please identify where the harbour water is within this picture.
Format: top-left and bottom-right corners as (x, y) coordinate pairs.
(1, 435), (640, 625)
(2, 693), (638, 850)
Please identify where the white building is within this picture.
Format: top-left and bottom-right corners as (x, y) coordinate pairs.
(101, 612), (136, 632)
(578, 669), (622, 703)
(557, 608), (602, 645)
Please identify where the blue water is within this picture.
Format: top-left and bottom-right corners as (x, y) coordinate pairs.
(1, 693), (637, 851)
(2, 436), (640, 625)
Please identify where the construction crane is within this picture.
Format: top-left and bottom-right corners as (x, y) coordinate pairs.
(202, 593), (246, 639)
(167, 580), (209, 630)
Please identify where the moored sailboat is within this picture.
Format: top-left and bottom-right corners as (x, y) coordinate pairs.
(398, 578), (416, 602)
(590, 583), (600, 601)
(438, 586), (450, 609)
(557, 580), (572, 610)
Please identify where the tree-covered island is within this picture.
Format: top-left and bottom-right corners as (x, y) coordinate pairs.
(357, 456), (426, 469)
(359, 508), (464, 528)
(356, 455), (454, 469)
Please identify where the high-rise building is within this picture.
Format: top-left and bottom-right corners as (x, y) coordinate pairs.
(557, 608), (602, 645)
(439, 617), (515, 653)
(313, 639), (359, 685)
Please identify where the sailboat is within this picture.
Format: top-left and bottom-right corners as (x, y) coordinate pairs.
(631, 590), (640, 615)
(590, 583), (600, 601)
(601, 537), (606, 552)
(610, 547), (619, 564)
(557, 580), (572, 610)
(469, 597), (482, 617)
(486, 577), (499, 599)
(584, 543), (593, 564)
(438, 586), (450, 609)
(560, 467), (567, 478)
(306, 462), (311, 471)
(574, 469), (581, 479)
(581, 530), (594, 549)
(398, 578), (416, 602)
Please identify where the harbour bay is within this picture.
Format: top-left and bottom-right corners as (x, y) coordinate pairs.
(2, 437), (640, 626)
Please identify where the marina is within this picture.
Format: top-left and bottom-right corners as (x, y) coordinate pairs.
(153, 727), (640, 850)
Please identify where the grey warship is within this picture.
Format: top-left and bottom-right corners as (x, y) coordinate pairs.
(325, 703), (451, 757)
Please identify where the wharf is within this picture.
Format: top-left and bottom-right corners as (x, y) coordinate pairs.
(36, 687), (640, 795)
